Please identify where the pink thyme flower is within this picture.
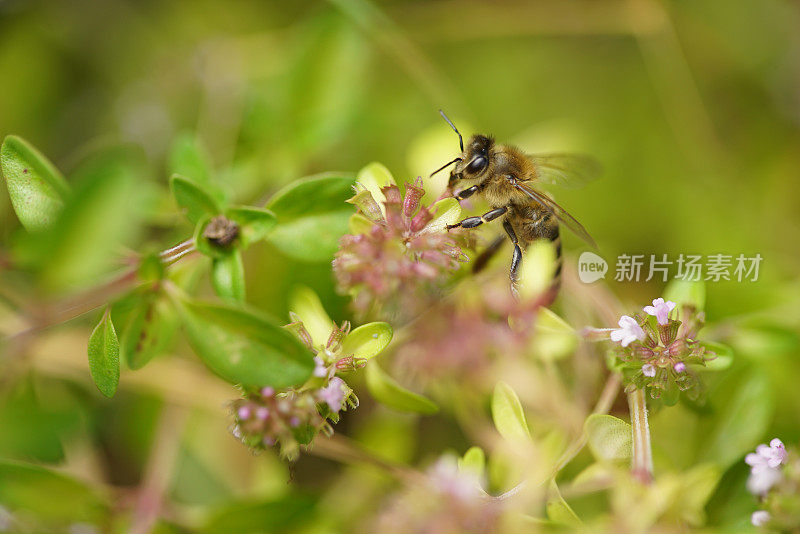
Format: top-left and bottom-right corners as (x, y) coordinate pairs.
(643, 298), (677, 325)
(642, 363), (656, 377)
(609, 315), (645, 347)
(745, 439), (787, 496)
(334, 181), (470, 318)
(313, 356), (328, 378)
(747, 438), (788, 470)
(318, 377), (346, 412)
(751, 510), (771, 527)
(673, 362), (686, 373)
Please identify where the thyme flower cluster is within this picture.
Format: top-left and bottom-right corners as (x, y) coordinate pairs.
(395, 276), (547, 383)
(591, 297), (715, 402)
(746, 438), (800, 530)
(231, 319), (359, 460)
(227, 283), (393, 461)
(333, 178), (470, 318)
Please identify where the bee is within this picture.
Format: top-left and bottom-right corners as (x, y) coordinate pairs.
(432, 110), (598, 295)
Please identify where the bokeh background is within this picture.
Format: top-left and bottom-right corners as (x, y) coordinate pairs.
(1, 0), (799, 531)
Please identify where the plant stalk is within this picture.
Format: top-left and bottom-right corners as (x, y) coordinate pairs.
(627, 387), (653, 484)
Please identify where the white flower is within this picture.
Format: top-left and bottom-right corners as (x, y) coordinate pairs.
(751, 510), (771, 527)
(609, 315), (645, 347)
(745, 438), (788, 496)
(313, 356), (328, 378)
(317, 377), (346, 412)
(758, 438), (788, 468)
(642, 363), (656, 377)
(747, 466), (782, 496)
(643, 297), (676, 325)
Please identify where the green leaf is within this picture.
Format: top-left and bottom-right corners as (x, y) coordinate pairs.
(1, 135), (70, 231)
(677, 463), (721, 525)
(35, 146), (144, 291)
(423, 197), (461, 233)
(355, 162), (395, 213)
(88, 309), (120, 398)
(121, 295), (178, 370)
(201, 495), (317, 534)
(546, 479), (582, 526)
(700, 341), (733, 371)
(170, 174), (222, 225)
(340, 322), (392, 360)
(518, 240), (556, 299)
(226, 205), (277, 248)
(698, 370), (774, 469)
(458, 446), (486, 479)
(211, 249), (246, 302)
(266, 173), (355, 262)
(530, 309), (578, 361)
(168, 132), (213, 184)
(491, 382), (531, 442)
(348, 212), (374, 234)
(171, 292), (314, 387)
(663, 278), (705, 311)
(0, 459), (108, 524)
(288, 285), (335, 347)
(584, 414), (631, 462)
(365, 363), (438, 414)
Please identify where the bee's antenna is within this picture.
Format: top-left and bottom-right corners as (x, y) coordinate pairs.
(429, 157), (461, 178)
(439, 109), (463, 152)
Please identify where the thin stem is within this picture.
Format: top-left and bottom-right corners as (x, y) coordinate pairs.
(311, 434), (419, 483)
(628, 388), (653, 484)
(130, 405), (187, 534)
(158, 239), (194, 259)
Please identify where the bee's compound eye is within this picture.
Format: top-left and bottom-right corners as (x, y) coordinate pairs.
(466, 156), (487, 174)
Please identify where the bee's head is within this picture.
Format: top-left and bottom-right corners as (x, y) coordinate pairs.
(432, 110), (493, 186)
(451, 134), (492, 182)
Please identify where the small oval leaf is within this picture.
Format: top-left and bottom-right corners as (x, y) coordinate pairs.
(546, 479), (582, 526)
(700, 341), (733, 371)
(340, 322), (392, 360)
(226, 205), (277, 248)
(289, 286), (335, 347)
(458, 446), (486, 479)
(355, 162), (395, 214)
(422, 197), (461, 233)
(491, 382), (531, 442)
(122, 296), (178, 370)
(168, 132), (213, 184)
(663, 278), (706, 311)
(211, 249), (246, 302)
(584, 414), (631, 462)
(365, 363), (438, 415)
(170, 174), (222, 224)
(519, 240), (556, 299)
(1, 135), (70, 232)
(266, 173), (355, 262)
(171, 292), (314, 387)
(530, 308), (578, 361)
(88, 309), (120, 398)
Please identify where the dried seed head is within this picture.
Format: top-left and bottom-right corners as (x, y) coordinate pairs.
(203, 215), (239, 247)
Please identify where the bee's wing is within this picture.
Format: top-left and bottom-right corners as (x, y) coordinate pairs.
(526, 153), (601, 190)
(512, 182), (598, 250)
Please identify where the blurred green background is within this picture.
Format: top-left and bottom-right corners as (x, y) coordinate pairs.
(1, 0), (799, 531)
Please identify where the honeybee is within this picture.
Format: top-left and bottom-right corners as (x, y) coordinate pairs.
(433, 110), (598, 294)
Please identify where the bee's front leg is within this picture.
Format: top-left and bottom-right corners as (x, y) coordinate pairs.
(453, 185), (480, 201)
(446, 207), (507, 230)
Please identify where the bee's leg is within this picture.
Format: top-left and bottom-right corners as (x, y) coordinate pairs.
(454, 185), (480, 201)
(472, 235), (506, 274)
(503, 219), (523, 285)
(446, 207), (507, 230)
